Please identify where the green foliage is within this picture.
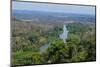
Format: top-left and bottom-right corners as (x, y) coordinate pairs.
(67, 34), (80, 45)
(80, 32), (96, 61)
(12, 50), (43, 65)
(42, 40), (69, 63)
(71, 46), (88, 62)
(11, 19), (96, 66)
(67, 23), (89, 34)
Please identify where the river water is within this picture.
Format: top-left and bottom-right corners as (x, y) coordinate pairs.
(59, 24), (69, 43)
(39, 43), (49, 52)
(39, 24), (69, 52)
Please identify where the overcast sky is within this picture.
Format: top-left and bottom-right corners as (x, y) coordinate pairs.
(12, 1), (95, 15)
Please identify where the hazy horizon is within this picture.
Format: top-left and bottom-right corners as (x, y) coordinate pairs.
(12, 1), (95, 15)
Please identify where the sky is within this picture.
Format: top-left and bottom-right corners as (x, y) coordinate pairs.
(12, 1), (95, 15)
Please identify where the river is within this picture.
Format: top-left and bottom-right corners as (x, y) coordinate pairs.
(39, 24), (69, 52)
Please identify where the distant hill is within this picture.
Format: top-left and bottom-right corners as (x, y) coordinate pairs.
(12, 10), (96, 23)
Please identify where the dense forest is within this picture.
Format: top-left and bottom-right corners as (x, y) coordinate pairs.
(11, 16), (96, 66)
